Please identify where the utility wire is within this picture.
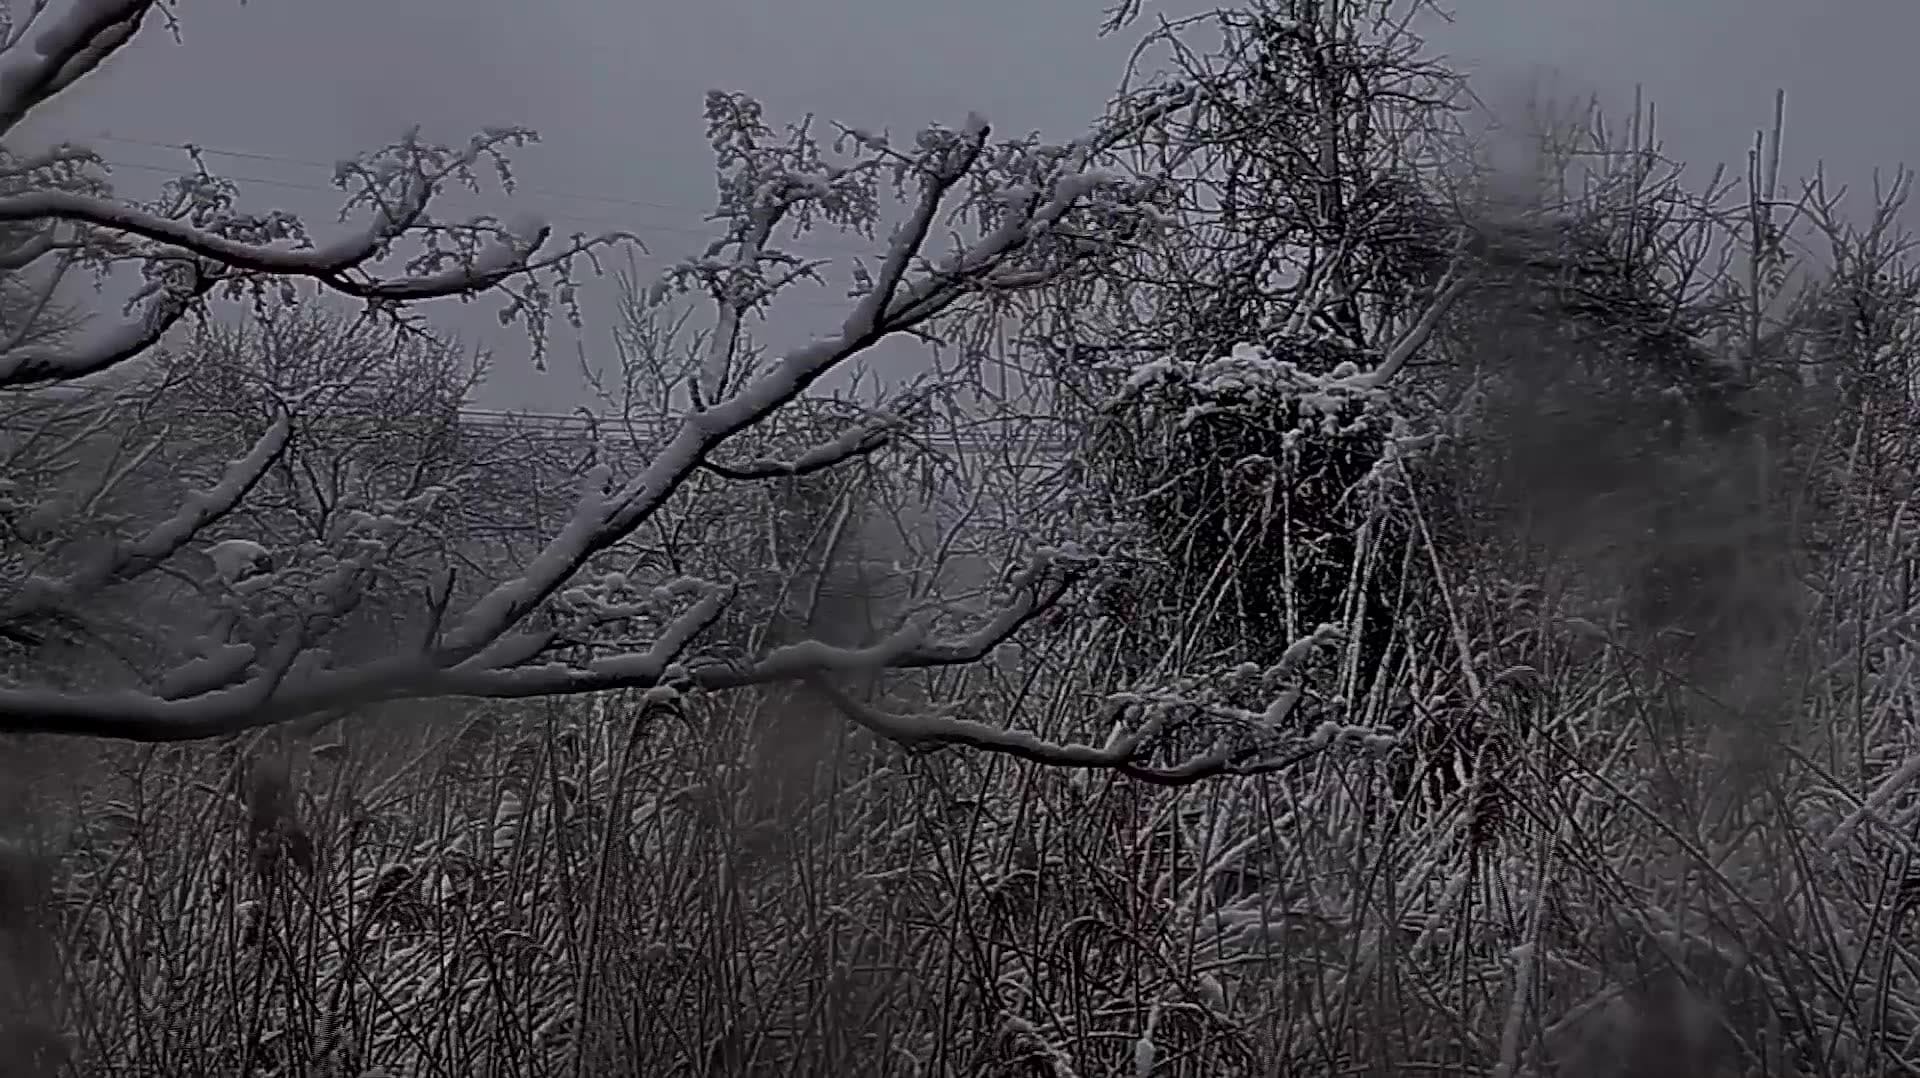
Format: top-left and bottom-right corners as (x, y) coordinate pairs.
(92, 130), (711, 215)
(94, 156), (714, 240)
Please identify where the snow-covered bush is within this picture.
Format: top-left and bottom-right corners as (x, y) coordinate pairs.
(1091, 336), (1414, 684)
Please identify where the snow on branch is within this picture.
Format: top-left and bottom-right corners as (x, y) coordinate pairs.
(0, 0), (152, 140)
(0, 188), (424, 277)
(0, 260), (212, 386)
(797, 623), (1382, 786)
(1, 407), (292, 621)
(442, 92), (1191, 662)
(1362, 266), (1473, 389)
(0, 83), (1182, 751)
(0, 60), (617, 385)
(0, 546), (1095, 740)
(699, 413), (898, 480)
(0, 169), (559, 302)
(431, 546), (1092, 698)
(0, 224), (60, 271)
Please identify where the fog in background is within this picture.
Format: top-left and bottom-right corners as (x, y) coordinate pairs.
(19, 0), (1920, 412)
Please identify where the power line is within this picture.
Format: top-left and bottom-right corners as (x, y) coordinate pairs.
(92, 130), (713, 216)
(94, 156), (705, 239)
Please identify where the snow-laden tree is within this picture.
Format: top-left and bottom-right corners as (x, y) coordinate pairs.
(0, 0), (1357, 783)
(915, 0), (1472, 795)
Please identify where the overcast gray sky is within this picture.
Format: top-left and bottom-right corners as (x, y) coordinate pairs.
(24, 0), (1920, 411)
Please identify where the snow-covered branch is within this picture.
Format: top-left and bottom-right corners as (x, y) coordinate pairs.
(699, 414), (897, 480)
(0, 188), (425, 277)
(797, 622), (1376, 786)
(1362, 265), (1472, 388)
(0, 182), (558, 301)
(0, 0), (153, 141)
(0, 261), (211, 385)
(0, 13), (614, 386)
(438, 95), (1187, 665)
(0, 52), (1174, 752)
(803, 678), (1337, 786)
(1, 407), (291, 622)
(0, 545), (1093, 739)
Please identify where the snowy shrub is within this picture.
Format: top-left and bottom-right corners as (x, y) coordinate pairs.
(1090, 336), (1416, 684)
